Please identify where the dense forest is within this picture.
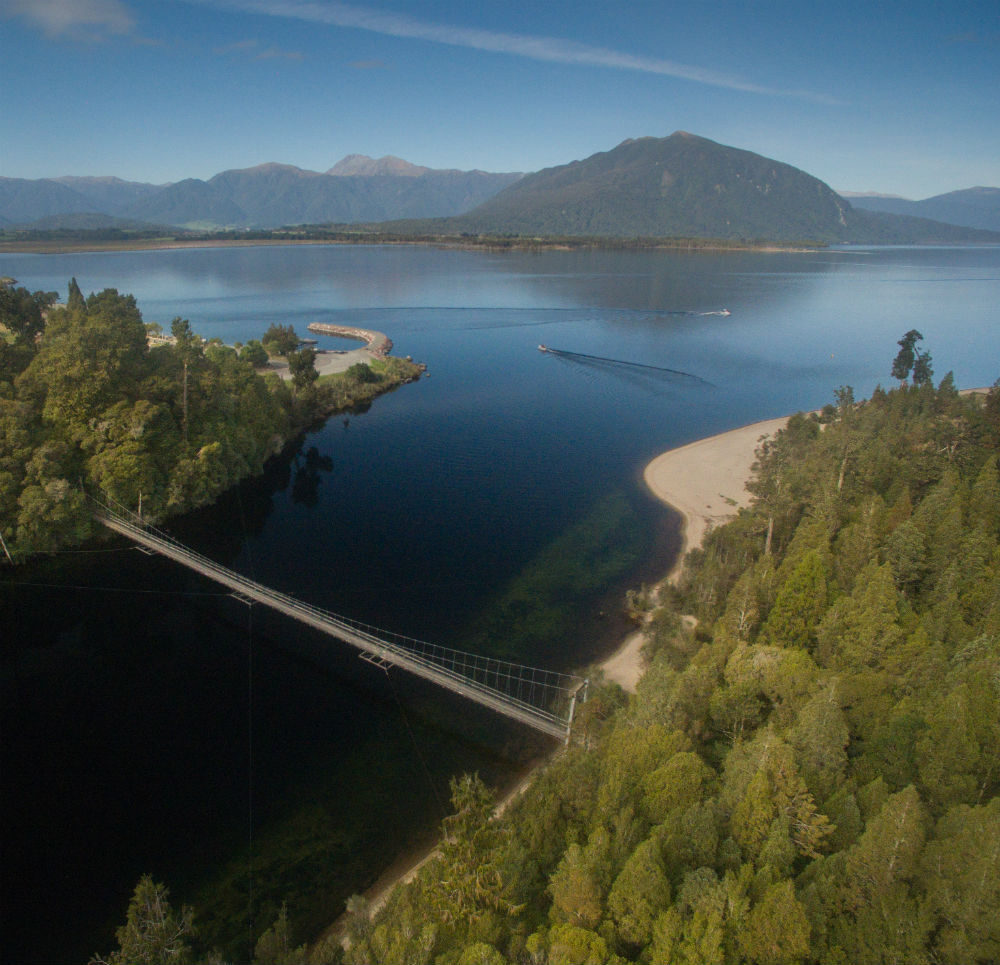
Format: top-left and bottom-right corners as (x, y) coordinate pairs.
(88, 355), (999, 962)
(333, 373), (999, 965)
(0, 278), (420, 560)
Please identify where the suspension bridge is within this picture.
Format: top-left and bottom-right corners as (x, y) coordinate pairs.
(89, 495), (587, 741)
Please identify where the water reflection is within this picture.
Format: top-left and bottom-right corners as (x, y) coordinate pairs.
(291, 447), (335, 507)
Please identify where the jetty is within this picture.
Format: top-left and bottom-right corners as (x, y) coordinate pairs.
(307, 323), (393, 358)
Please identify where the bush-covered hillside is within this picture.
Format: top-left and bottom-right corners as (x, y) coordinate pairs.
(337, 375), (1000, 965)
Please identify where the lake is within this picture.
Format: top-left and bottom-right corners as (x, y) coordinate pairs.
(2, 243), (998, 961)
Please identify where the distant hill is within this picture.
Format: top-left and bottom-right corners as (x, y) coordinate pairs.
(843, 187), (1000, 233)
(1, 160), (523, 230)
(0, 177), (105, 222)
(122, 162), (521, 228)
(327, 154), (432, 177)
(0, 175), (163, 223)
(49, 176), (165, 211)
(444, 133), (999, 244)
(15, 212), (171, 232)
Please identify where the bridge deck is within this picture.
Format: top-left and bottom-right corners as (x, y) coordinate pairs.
(93, 506), (582, 741)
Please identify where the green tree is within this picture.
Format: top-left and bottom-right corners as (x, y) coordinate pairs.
(548, 840), (605, 930)
(844, 785), (927, 903)
(90, 875), (194, 965)
(737, 879), (811, 965)
(261, 323), (299, 357)
(253, 903), (309, 964)
(16, 478), (90, 553)
(287, 347), (318, 390)
(891, 329), (923, 382)
(0, 283), (55, 344)
(346, 360), (379, 384)
(67, 276), (85, 313)
(911, 348), (934, 386)
(641, 751), (715, 825)
(919, 799), (1000, 962)
(26, 288), (149, 437)
(240, 339), (270, 368)
(649, 869), (727, 965)
(527, 923), (624, 965)
(170, 317), (204, 446)
(788, 687), (849, 801)
(427, 774), (522, 947)
(606, 838), (672, 946)
(760, 549), (829, 650)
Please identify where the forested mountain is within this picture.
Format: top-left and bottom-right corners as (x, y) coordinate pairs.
(445, 133), (1000, 244)
(0, 177), (127, 223)
(1, 161), (523, 230)
(845, 187), (1000, 233)
(327, 155), (434, 177)
(125, 163), (523, 229)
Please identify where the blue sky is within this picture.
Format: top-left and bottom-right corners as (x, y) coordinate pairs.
(2, 0), (998, 198)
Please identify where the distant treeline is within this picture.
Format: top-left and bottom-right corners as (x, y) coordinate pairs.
(0, 224), (820, 252)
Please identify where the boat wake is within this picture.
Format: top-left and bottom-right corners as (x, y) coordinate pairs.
(538, 346), (713, 385)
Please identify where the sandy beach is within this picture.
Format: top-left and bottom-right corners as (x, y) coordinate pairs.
(599, 414), (791, 692)
(644, 416), (792, 576)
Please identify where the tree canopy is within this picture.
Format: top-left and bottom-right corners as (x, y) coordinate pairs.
(0, 280), (421, 561)
(335, 370), (1000, 965)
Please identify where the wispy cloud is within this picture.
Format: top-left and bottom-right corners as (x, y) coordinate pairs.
(215, 37), (305, 60)
(0, 0), (135, 40)
(945, 31), (1000, 47)
(190, 0), (841, 103)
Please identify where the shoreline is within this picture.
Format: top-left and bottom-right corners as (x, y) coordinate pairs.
(318, 412), (793, 950)
(0, 235), (821, 257)
(598, 414), (791, 693)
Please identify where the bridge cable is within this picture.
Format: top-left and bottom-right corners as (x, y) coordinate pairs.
(386, 669), (448, 821)
(233, 487), (257, 956)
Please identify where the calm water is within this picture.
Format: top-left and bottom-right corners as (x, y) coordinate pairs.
(2, 244), (998, 961)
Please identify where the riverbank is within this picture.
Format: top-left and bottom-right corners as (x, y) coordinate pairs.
(315, 412), (793, 952)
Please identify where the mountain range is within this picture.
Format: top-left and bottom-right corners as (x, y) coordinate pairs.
(842, 187), (1000, 233)
(3, 135), (998, 245)
(0, 157), (522, 230)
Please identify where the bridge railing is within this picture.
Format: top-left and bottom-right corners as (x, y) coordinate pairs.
(87, 491), (586, 732)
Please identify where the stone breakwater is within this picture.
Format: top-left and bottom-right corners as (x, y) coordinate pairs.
(307, 323), (392, 357)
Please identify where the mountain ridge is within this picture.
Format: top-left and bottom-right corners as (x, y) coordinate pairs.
(1, 158), (523, 230)
(844, 186), (1000, 233)
(3, 137), (997, 243)
(409, 133), (999, 244)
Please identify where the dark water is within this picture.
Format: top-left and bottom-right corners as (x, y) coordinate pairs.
(2, 245), (998, 961)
